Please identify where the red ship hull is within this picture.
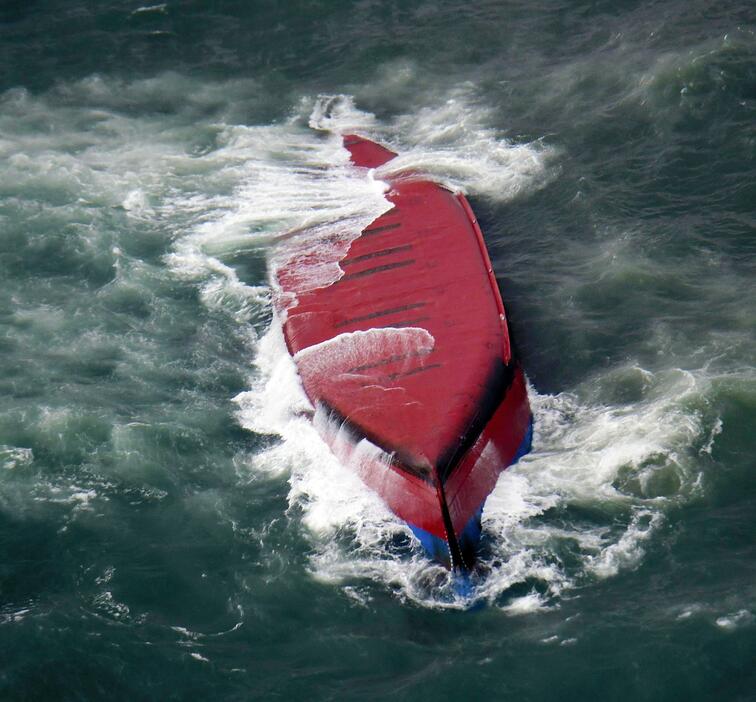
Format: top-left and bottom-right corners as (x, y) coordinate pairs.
(274, 134), (532, 570)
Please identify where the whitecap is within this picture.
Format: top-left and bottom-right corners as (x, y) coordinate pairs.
(715, 610), (753, 631)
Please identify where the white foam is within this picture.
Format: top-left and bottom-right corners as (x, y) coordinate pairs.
(122, 189), (153, 217)
(675, 604), (705, 620)
(1, 607), (32, 625)
(294, 327), (434, 374)
(233, 316), (311, 437)
(715, 610), (753, 631)
(163, 115), (391, 317)
(587, 510), (662, 578)
(305, 89), (557, 203)
(131, 3), (168, 15)
(700, 417), (723, 455)
(308, 94), (378, 134)
(501, 592), (551, 616)
(0, 445), (34, 470)
(471, 370), (712, 604)
(92, 590), (130, 621)
(377, 86), (556, 202)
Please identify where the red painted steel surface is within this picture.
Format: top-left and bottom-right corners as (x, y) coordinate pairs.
(275, 134), (531, 563)
(444, 368), (530, 534)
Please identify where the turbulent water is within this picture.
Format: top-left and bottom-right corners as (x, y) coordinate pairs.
(1, 1), (754, 699)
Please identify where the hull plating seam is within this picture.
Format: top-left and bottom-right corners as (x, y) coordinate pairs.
(341, 244), (414, 266)
(337, 258), (415, 282)
(335, 302), (428, 329)
(361, 222), (402, 236)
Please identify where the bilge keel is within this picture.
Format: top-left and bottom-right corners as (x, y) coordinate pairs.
(274, 134), (533, 572)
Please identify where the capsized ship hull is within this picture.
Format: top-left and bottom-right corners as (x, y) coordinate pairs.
(274, 134), (532, 571)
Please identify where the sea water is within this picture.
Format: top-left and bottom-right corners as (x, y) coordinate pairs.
(0, 2), (754, 699)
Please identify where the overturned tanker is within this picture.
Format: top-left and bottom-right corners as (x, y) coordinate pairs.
(274, 134), (533, 572)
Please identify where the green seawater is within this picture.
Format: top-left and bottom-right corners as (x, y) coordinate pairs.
(0, 1), (754, 700)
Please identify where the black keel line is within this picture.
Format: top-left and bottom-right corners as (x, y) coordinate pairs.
(434, 473), (472, 573)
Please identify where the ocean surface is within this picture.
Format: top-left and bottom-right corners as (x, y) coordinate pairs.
(1, 1), (754, 699)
